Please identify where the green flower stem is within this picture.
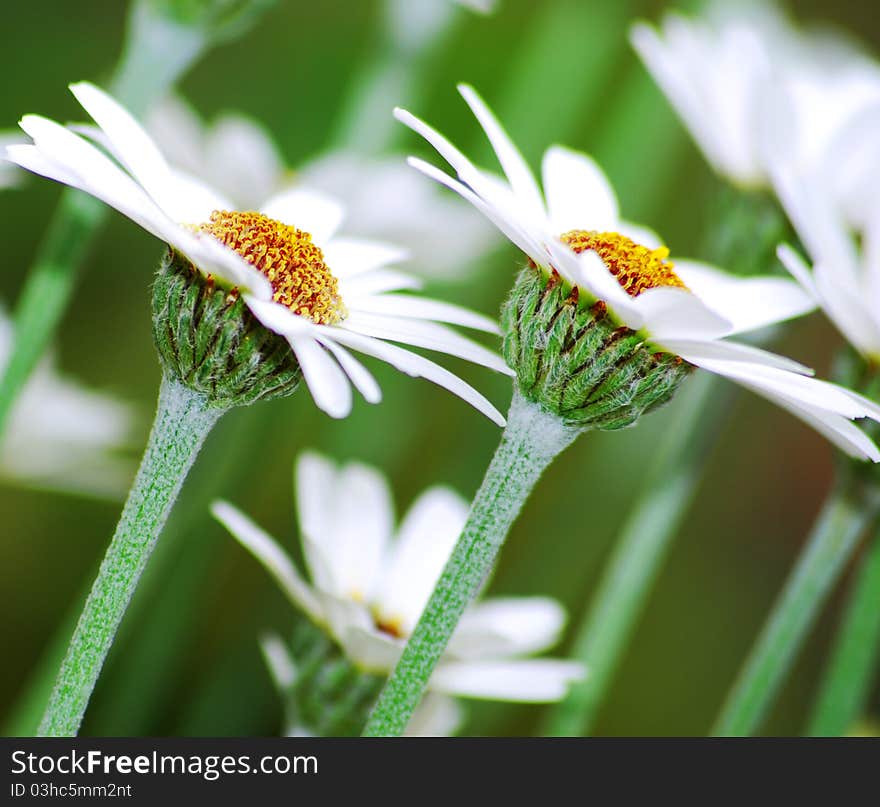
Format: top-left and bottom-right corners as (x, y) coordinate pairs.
(542, 372), (727, 736)
(363, 390), (580, 737)
(38, 375), (224, 736)
(712, 484), (878, 737)
(0, 0), (222, 440)
(807, 523), (880, 736)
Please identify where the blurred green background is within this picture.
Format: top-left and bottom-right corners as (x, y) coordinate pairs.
(1, 0), (878, 736)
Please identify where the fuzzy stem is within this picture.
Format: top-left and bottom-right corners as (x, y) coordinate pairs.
(38, 375), (224, 736)
(542, 373), (726, 736)
(712, 485), (877, 737)
(362, 390), (579, 736)
(807, 524), (880, 736)
(0, 1), (214, 441)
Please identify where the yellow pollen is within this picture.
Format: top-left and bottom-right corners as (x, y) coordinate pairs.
(560, 230), (687, 298)
(197, 210), (346, 325)
(373, 613), (406, 639)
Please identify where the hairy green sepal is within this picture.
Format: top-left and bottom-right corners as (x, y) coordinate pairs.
(152, 250), (302, 408)
(502, 265), (692, 429)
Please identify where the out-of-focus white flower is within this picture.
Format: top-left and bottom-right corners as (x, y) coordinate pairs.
(147, 97), (499, 279)
(213, 452), (584, 735)
(0, 306), (133, 498)
(394, 84), (880, 460)
(0, 132), (25, 189)
(8, 82), (509, 424)
(774, 139), (880, 363)
(631, 0), (880, 226)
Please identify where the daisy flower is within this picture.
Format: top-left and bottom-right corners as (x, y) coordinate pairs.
(393, 84), (880, 460)
(212, 452), (584, 729)
(146, 97), (498, 278)
(631, 0), (880, 226)
(0, 305), (133, 498)
(5, 82), (509, 423)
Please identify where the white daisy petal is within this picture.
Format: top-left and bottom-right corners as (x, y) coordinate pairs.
(260, 187), (345, 242)
(259, 632), (298, 690)
(673, 259), (817, 335)
(339, 312), (510, 374)
(686, 354), (880, 421)
(69, 81), (184, 219)
(542, 145), (619, 233)
(337, 623), (402, 673)
(661, 337), (813, 375)
(321, 237), (408, 278)
(776, 243), (819, 298)
(321, 328), (507, 426)
(635, 286), (735, 342)
(211, 500), (324, 623)
(308, 459), (394, 603)
(429, 659), (585, 702)
(730, 378), (880, 462)
(457, 84), (546, 218)
(450, 597), (567, 659)
(288, 336), (353, 419)
(347, 294), (500, 334)
(340, 268), (423, 297)
(314, 337), (382, 404)
(373, 486), (469, 634)
(406, 695), (464, 737)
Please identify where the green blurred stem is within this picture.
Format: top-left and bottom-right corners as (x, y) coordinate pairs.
(542, 373), (726, 736)
(807, 523), (880, 736)
(712, 485), (878, 737)
(0, 0), (213, 441)
(363, 390), (579, 737)
(38, 376), (224, 736)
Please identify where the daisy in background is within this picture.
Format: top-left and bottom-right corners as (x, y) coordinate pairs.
(630, 0), (880, 228)
(213, 452), (583, 736)
(6, 82), (510, 423)
(146, 96), (498, 279)
(393, 85), (880, 460)
(0, 305), (133, 499)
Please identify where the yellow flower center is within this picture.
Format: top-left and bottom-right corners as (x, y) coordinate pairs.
(560, 230), (686, 298)
(198, 210), (346, 325)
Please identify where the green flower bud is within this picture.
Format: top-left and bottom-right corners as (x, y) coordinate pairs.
(502, 264), (692, 430)
(151, 249), (301, 409)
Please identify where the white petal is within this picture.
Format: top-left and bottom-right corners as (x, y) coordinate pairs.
(429, 659), (585, 702)
(373, 486), (470, 634)
(673, 260), (816, 335)
(259, 632), (298, 689)
(449, 597), (567, 659)
(205, 113), (284, 209)
(405, 695), (464, 737)
(295, 452), (337, 585)
(288, 336), (353, 418)
(210, 500), (324, 623)
(305, 458), (394, 602)
(319, 327), (506, 425)
(405, 156), (546, 263)
(260, 187), (345, 242)
(347, 294), (499, 334)
(729, 378), (880, 461)
(14, 118), (181, 244)
(457, 84), (546, 219)
(340, 312), (510, 374)
(243, 296), (313, 336)
(661, 337), (812, 375)
(314, 336), (382, 404)
(340, 269), (422, 297)
(337, 623), (402, 673)
(541, 145), (619, 233)
(776, 243), (819, 299)
(322, 237), (408, 278)
(687, 354), (880, 420)
(635, 286), (735, 342)
(69, 82), (186, 220)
